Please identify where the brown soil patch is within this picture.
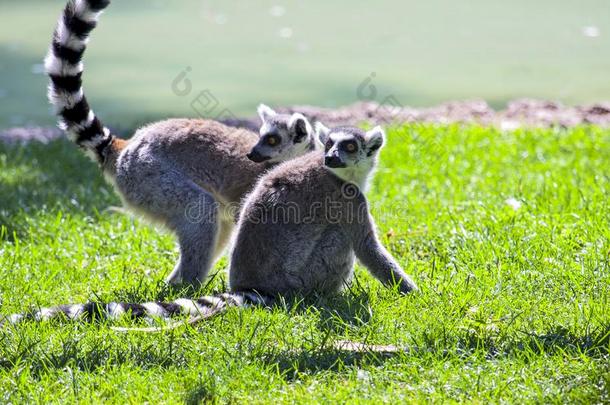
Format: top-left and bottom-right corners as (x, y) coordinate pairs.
(2, 99), (609, 143)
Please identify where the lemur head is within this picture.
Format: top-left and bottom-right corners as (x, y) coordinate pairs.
(316, 123), (385, 188)
(247, 104), (316, 163)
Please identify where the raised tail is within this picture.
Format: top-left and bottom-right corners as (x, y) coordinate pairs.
(3, 292), (272, 327)
(45, 0), (115, 164)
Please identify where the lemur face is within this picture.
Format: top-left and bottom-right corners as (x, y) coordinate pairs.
(247, 104), (313, 163)
(316, 124), (385, 170)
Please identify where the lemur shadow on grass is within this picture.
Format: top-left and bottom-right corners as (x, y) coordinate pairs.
(90, 269), (376, 328)
(256, 323), (610, 383)
(2, 297), (607, 382)
(275, 283), (375, 331)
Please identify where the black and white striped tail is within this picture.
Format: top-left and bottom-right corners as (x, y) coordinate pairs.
(3, 292), (272, 326)
(45, 0), (113, 163)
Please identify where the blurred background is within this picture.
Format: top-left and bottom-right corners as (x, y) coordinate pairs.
(0, 0), (608, 130)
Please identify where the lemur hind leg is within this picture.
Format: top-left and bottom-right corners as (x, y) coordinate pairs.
(116, 149), (222, 287)
(164, 187), (220, 286)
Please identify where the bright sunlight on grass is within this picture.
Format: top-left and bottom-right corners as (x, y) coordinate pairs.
(0, 124), (609, 402)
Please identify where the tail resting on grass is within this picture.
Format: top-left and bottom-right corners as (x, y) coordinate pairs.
(2, 292), (273, 331)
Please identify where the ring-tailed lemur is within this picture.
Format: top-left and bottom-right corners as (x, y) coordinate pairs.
(45, 0), (317, 286)
(230, 124), (418, 296)
(3, 125), (417, 327)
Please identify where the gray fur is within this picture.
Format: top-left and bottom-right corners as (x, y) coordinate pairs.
(108, 109), (317, 286)
(229, 125), (418, 296)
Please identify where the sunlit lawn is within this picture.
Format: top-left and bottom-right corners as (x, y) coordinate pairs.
(0, 124), (608, 402)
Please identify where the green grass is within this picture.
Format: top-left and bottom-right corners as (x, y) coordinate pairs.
(1, 0), (610, 128)
(0, 124), (609, 402)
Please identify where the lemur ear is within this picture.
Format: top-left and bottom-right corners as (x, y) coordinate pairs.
(365, 126), (385, 156)
(289, 113), (312, 143)
(257, 104), (277, 123)
(315, 122), (331, 146)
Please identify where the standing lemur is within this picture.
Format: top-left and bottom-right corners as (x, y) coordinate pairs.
(46, 0), (318, 286)
(5, 124), (418, 326)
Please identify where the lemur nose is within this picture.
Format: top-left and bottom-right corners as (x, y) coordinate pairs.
(247, 150), (271, 163)
(325, 156), (345, 168)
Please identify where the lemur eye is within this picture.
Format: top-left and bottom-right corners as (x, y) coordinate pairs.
(344, 142), (358, 153)
(325, 140), (333, 151)
(266, 135), (280, 146)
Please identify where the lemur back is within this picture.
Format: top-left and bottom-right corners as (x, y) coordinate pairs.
(46, 0), (317, 286)
(230, 152), (357, 295)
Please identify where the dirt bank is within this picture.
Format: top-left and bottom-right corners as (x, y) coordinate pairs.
(2, 99), (609, 143)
